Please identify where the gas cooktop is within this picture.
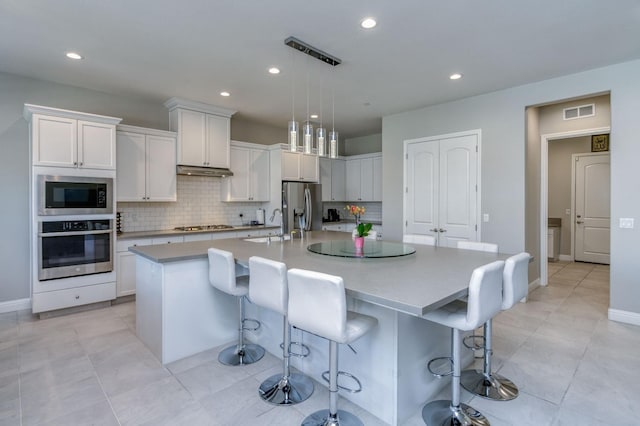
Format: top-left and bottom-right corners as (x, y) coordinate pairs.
(174, 224), (234, 231)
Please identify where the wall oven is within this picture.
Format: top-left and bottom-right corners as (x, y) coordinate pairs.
(38, 219), (113, 281)
(38, 175), (113, 216)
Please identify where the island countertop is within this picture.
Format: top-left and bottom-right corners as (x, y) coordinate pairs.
(130, 230), (504, 316)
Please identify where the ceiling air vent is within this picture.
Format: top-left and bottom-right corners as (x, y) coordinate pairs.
(563, 103), (595, 120)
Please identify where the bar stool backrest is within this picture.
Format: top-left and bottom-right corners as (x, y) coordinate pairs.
(466, 260), (505, 329)
(403, 234), (436, 246)
(287, 268), (347, 343)
(457, 241), (499, 253)
(208, 247), (244, 297)
(248, 256), (288, 316)
(502, 252), (531, 310)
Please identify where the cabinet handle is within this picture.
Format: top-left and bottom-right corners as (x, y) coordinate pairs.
(79, 162), (83, 166)
(438, 228), (447, 233)
(73, 162), (78, 166)
(75, 295), (80, 300)
(576, 221), (584, 224)
(429, 228), (439, 232)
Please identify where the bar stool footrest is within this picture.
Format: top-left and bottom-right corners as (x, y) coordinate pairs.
(242, 317), (261, 332)
(427, 356), (454, 378)
(321, 370), (362, 393)
(280, 341), (311, 358)
(463, 333), (485, 351)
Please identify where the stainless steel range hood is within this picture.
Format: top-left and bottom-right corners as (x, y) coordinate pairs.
(176, 165), (233, 177)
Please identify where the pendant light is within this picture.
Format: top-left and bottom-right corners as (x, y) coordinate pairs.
(317, 78), (326, 157)
(303, 65), (313, 154)
(288, 53), (298, 152)
(329, 89), (338, 158)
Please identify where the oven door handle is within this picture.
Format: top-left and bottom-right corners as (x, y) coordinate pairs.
(39, 229), (112, 237)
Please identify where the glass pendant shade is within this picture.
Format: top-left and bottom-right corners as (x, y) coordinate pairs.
(316, 127), (326, 157)
(303, 122), (313, 154)
(288, 121), (299, 152)
(329, 130), (338, 158)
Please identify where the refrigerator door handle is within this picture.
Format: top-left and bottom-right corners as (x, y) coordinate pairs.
(304, 187), (312, 231)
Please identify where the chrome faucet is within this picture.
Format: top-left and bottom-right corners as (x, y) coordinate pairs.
(270, 208), (283, 236)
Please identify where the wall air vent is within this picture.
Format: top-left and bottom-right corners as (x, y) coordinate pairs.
(563, 103), (595, 120)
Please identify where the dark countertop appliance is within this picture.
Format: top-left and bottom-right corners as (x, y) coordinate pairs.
(327, 208), (340, 222)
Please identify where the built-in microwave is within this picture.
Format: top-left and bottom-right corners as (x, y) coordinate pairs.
(38, 175), (113, 216)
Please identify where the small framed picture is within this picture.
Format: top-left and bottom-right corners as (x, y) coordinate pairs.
(591, 134), (609, 152)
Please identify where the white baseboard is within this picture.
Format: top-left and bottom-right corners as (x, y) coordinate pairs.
(608, 308), (640, 327)
(0, 298), (32, 314)
(559, 254), (573, 261)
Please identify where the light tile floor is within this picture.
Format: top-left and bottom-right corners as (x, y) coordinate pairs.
(1, 261), (638, 425)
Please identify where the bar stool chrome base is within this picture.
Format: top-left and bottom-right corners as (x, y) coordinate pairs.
(259, 372), (314, 405)
(422, 400), (490, 426)
(461, 369), (518, 401)
(302, 409), (363, 426)
(218, 343), (265, 366)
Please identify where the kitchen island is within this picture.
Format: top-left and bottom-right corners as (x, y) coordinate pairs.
(130, 231), (503, 425)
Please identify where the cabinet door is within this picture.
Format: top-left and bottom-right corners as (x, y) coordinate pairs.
(345, 159), (361, 201)
(146, 134), (177, 201)
(32, 114), (77, 167)
(116, 252), (137, 297)
(331, 159), (346, 201)
(372, 156), (382, 201)
(300, 154), (318, 182)
(116, 132), (146, 201)
(227, 146), (251, 201)
(281, 151), (300, 180)
(206, 114), (230, 168)
(78, 121), (116, 169)
(177, 109), (207, 166)
(250, 149), (270, 201)
(360, 158), (374, 201)
(319, 158), (332, 201)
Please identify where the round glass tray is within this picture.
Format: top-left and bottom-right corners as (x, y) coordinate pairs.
(307, 240), (416, 258)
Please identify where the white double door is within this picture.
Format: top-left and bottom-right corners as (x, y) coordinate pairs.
(405, 132), (478, 247)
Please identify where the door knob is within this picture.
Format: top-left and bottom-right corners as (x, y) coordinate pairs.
(429, 228), (439, 232)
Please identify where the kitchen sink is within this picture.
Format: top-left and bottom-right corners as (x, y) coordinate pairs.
(244, 235), (291, 243)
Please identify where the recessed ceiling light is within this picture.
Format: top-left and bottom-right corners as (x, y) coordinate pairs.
(65, 52), (83, 60)
(220, 91), (230, 97)
(310, 114), (319, 119)
(361, 17), (377, 29)
(449, 73), (463, 80)
(268, 67), (280, 75)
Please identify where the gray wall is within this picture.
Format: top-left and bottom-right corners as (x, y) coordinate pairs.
(344, 133), (382, 155)
(548, 137), (592, 255)
(230, 114), (287, 145)
(382, 59), (640, 317)
(539, 94), (611, 134)
(525, 107), (541, 280)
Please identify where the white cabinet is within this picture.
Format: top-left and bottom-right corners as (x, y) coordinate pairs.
(320, 158), (346, 202)
(165, 98), (236, 169)
(345, 154), (381, 201)
(282, 151), (318, 182)
(116, 125), (177, 202)
(322, 223), (352, 233)
(24, 105), (121, 170)
(223, 143), (270, 202)
(116, 236), (184, 297)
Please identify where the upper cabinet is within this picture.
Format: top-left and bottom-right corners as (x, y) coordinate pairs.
(319, 157), (346, 202)
(223, 142), (270, 202)
(24, 104), (121, 170)
(116, 125), (177, 202)
(164, 97), (236, 169)
(345, 153), (382, 202)
(281, 151), (319, 182)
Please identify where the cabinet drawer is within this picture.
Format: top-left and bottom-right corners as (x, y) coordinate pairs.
(32, 282), (116, 313)
(151, 236), (184, 245)
(183, 233), (213, 242)
(116, 238), (152, 252)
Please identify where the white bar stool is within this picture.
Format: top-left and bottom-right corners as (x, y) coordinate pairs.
(461, 252), (530, 401)
(402, 234), (436, 246)
(208, 248), (265, 366)
(248, 256), (314, 405)
(422, 260), (505, 426)
(288, 268), (378, 426)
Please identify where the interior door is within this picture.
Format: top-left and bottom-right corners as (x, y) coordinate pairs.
(574, 153), (610, 264)
(438, 135), (478, 247)
(405, 141), (438, 237)
(405, 132), (478, 246)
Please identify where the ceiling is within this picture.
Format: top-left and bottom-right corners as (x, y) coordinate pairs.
(2, 0), (640, 139)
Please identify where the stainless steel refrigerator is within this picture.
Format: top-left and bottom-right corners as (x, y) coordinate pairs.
(282, 182), (322, 235)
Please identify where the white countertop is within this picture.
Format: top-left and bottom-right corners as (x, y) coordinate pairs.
(117, 224), (280, 240)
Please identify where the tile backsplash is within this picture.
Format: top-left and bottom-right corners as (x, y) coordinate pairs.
(322, 202), (382, 223)
(117, 176), (267, 232)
